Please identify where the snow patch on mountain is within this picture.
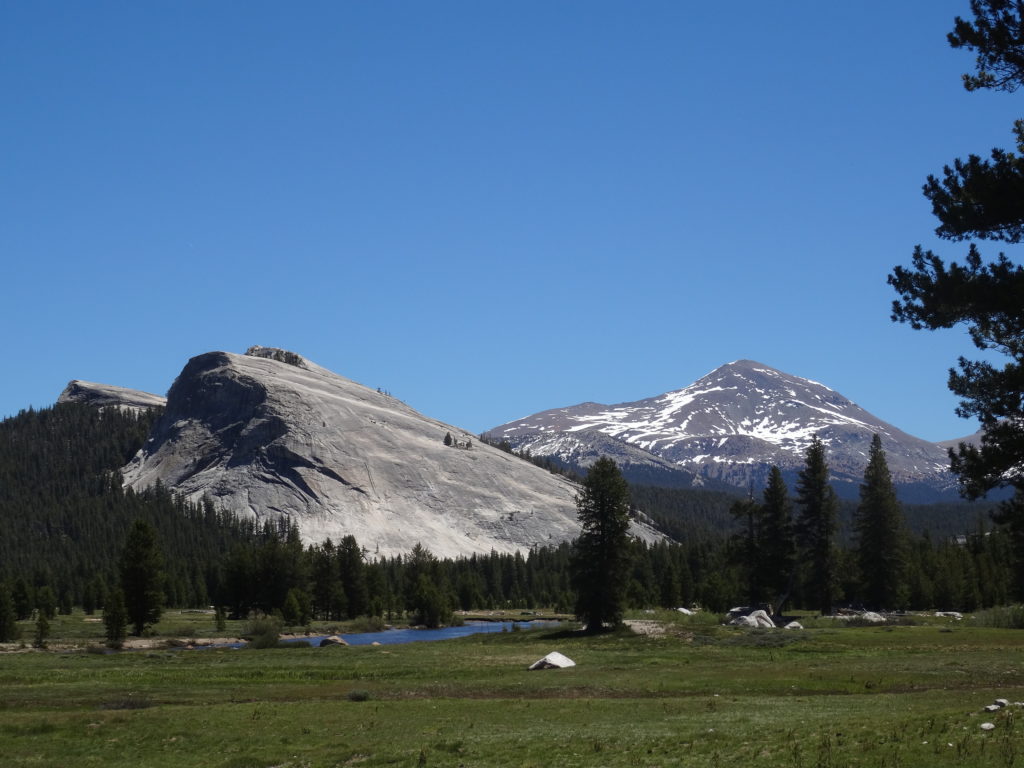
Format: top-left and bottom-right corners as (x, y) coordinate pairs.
(485, 360), (961, 499)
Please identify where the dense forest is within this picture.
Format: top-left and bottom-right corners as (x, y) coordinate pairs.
(0, 402), (1018, 636)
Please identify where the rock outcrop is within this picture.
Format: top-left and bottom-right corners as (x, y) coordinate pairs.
(122, 348), (659, 557)
(58, 380), (166, 413)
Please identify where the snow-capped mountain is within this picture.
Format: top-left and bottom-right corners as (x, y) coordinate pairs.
(484, 360), (962, 501)
(118, 347), (660, 556)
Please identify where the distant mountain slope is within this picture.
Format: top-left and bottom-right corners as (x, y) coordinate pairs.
(121, 347), (660, 557)
(485, 360), (962, 501)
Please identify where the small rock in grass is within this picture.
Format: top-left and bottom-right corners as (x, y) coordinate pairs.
(994, 698), (1009, 707)
(981, 722), (996, 731)
(985, 704), (1002, 712)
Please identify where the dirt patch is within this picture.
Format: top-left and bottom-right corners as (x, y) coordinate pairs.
(625, 620), (667, 636)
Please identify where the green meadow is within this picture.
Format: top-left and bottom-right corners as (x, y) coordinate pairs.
(2, 611), (1022, 768)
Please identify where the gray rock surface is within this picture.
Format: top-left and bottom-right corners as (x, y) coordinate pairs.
(122, 348), (660, 557)
(58, 380), (166, 413)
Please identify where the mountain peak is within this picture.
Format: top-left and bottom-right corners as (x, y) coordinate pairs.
(57, 380), (166, 413)
(485, 361), (958, 501)
(121, 349), (663, 556)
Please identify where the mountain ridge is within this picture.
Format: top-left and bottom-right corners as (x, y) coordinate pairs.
(484, 359), (964, 501)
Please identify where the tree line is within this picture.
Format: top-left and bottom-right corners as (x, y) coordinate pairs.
(3, 399), (1024, 644)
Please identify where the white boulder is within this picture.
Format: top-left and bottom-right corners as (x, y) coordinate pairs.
(728, 610), (775, 628)
(528, 652), (576, 670)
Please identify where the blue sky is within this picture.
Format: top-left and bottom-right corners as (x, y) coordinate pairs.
(2, 1), (1018, 441)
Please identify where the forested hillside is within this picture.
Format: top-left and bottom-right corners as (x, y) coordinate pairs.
(0, 401), (1018, 626)
(0, 402), (266, 608)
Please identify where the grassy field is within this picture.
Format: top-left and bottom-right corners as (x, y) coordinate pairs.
(2, 610), (1022, 767)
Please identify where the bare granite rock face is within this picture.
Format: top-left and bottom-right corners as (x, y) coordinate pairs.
(58, 380), (167, 413)
(122, 348), (656, 557)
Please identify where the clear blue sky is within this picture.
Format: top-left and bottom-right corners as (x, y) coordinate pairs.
(2, 1), (1018, 442)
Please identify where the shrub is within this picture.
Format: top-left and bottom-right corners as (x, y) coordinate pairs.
(347, 689), (371, 702)
(245, 616), (282, 649)
(973, 605), (1024, 629)
(346, 615), (386, 633)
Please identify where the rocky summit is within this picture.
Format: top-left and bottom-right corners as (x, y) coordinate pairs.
(58, 380), (167, 413)
(484, 360), (963, 501)
(120, 347), (658, 556)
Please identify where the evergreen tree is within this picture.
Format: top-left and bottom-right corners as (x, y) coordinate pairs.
(0, 584), (18, 642)
(728, 495), (763, 605)
(889, 0), (1024, 595)
(11, 578), (32, 621)
(338, 535), (370, 618)
(120, 519), (165, 635)
(854, 435), (909, 610)
(795, 436), (840, 615)
(33, 612), (49, 648)
(35, 585), (57, 620)
(410, 573), (451, 628)
(570, 457), (631, 631)
(658, 560), (682, 609)
(103, 587), (128, 648)
(281, 588), (304, 627)
(759, 465), (797, 612)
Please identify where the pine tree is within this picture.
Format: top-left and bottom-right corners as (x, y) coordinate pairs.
(728, 495), (763, 605)
(854, 435), (909, 610)
(282, 589), (303, 627)
(889, 0), (1024, 595)
(759, 466), (797, 612)
(33, 613), (49, 648)
(35, 585), (57, 620)
(120, 519), (165, 636)
(338, 535), (370, 619)
(0, 584), (18, 642)
(795, 436), (839, 615)
(104, 587), (128, 648)
(11, 578), (32, 621)
(570, 457), (632, 631)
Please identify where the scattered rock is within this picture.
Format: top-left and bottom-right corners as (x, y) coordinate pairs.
(676, 607), (695, 615)
(319, 635), (348, 647)
(728, 609), (775, 628)
(625, 620), (666, 636)
(528, 651), (575, 670)
(935, 611), (963, 620)
(783, 621), (803, 630)
(861, 612), (886, 623)
(981, 722), (996, 731)
(994, 698), (1009, 708)
(985, 704), (1002, 712)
